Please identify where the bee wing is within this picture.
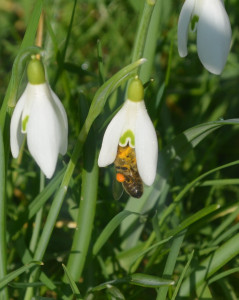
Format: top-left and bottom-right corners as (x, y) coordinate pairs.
(112, 177), (124, 200)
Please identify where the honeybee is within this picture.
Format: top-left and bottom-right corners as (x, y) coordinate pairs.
(114, 145), (143, 198)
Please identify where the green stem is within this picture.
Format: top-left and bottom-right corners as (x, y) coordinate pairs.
(139, 0), (162, 83)
(126, 0), (156, 98)
(0, 129), (8, 300)
(29, 172), (45, 253)
(131, 0), (156, 64)
(64, 129), (99, 281)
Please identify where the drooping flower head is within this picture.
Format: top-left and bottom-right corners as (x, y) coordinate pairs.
(98, 77), (158, 188)
(177, 0), (232, 74)
(10, 56), (68, 178)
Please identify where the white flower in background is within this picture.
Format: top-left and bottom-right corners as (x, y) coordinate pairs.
(98, 77), (158, 186)
(177, 0), (232, 74)
(10, 57), (68, 178)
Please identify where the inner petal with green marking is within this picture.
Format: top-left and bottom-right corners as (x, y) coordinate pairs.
(191, 15), (199, 31)
(22, 115), (29, 133)
(119, 130), (135, 147)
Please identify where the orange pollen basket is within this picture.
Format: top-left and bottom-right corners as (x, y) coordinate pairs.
(116, 173), (125, 183)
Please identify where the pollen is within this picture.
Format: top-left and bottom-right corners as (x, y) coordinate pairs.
(116, 173), (125, 183)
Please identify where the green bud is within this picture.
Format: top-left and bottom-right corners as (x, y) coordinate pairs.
(27, 56), (46, 85)
(127, 76), (144, 102)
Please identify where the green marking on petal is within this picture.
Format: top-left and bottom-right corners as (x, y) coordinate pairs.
(119, 130), (135, 146)
(191, 15), (199, 31)
(22, 115), (29, 132)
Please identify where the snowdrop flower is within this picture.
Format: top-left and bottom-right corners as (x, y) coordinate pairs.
(10, 57), (68, 178)
(177, 0), (231, 74)
(98, 77), (158, 186)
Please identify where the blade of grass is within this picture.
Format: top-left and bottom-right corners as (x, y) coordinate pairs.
(91, 273), (174, 291)
(208, 267), (239, 284)
(168, 204), (220, 237)
(157, 230), (186, 300)
(0, 261), (42, 289)
(62, 264), (82, 299)
(8, 166), (66, 237)
(0, 128), (8, 300)
(53, 0), (78, 86)
(171, 250), (194, 300)
(179, 232), (239, 297)
(93, 210), (139, 256)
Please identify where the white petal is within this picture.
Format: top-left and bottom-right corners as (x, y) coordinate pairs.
(10, 88), (27, 158)
(26, 83), (63, 178)
(119, 100), (138, 148)
(98, 106), (126, 167)
(49, 86), (68, 155)
(197, 0), (231, 74)
(135, 101), (158, 186)
(177, 0), (196, 57)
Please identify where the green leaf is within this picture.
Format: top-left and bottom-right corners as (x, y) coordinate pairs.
(9, 167), (66, 237)
(129, 273), (174, 288)
(171, 250), (194, 300)
(93, 210), (138, 256)
(163, 119), (239, 165)
(128, 236), (173, 273)
(62, 264), (82, 299)
(157, 231), (186, 300)
(91, 273), (174, 291)
(208, 267), (239, 284)
(179, 233), (239, 296)
(8, 282), (44, 288)
(0, 261), (42, 289)
(107, 286), (125, 300)
(169, 204), (220, 237)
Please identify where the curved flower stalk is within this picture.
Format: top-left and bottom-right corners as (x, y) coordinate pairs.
(98, 77), (158, 187)
(10, 56), (68, 178)
(177, 0), (232, 75)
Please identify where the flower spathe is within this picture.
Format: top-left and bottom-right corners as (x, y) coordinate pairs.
(10, 57), (68, 178)
(98, 77), (158, 186)
(177, 0), (232, 74)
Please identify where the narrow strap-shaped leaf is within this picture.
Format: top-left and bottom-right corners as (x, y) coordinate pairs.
(93, 210), (138, 256)
(179, 232), (239, 296)
(168, 204), (220, 237)
(157, 230), (186, 300)
(129, 273), (174, 288)
(62, 264), (82, 299)
(0, 261), (42, 289)
(171, 250), (194, 300)
(91, 273), (174, 291)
